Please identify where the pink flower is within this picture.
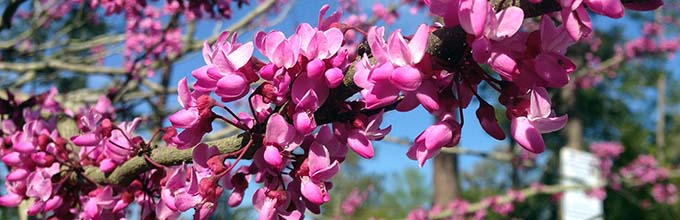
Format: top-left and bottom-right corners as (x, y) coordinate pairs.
(559, 2), (592, 41)
(620, 155), (668, 184)
(407, 114), (461, 166)
(340, 188), (368, 215)
(471, 6), (523, 79)
(169, 77), (216, 149)
(160, 165), (221, 220)
(317, 4), (342, 31)
(589, 142), (624, 158)
(261, 113), (298, 169)
(299, 143), (340, 205)
(194, 31), (257, 102)
(341, 111), (391, 159)
(254, 30), (301, 69)
(510, 86), (567, 153)
(252, 186), (302, 220)
(652, 183), (678, 205)
(100, 118), (141, 172)
(355, 24), (430, 109)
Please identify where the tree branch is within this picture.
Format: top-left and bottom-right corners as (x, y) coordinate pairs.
(429, 169), (680, 219)
(82, 132), (255, 186)
(0, 59), (126, 75)
(0, 0), (28, 31)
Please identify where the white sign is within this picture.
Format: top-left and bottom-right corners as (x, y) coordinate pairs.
(560, 147), (604, 220)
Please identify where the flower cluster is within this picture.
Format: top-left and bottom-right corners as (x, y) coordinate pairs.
(620, 155), (669, 185)
(408, 190), (525, 220)
(590, 142), (624, 179)
(0, 89), (148, 219)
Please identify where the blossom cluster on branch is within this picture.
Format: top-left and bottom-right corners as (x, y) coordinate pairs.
(0, 0), (668, 219)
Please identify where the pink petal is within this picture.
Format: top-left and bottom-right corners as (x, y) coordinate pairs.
(390, 66), (422, 91)
(71, 133), (101, 147)
(168, 108), (199, 128)
(459, 0), (488, 36)
(293, 111), (316, 135)
(215, 74), (249, 102)
(265, 113), (295, 145)
(324, 67), (344, 88)
(306, 58), (325, 79)
(26, 173), (52, 201)
(529, 86), (552, 119)
(370, 62), (394, 82)
(408, 24), (430, 64)
(353, 55), (373, 89)
(387, 30), (412, 66)
(192, 143), (220, 168)
(0, 193), (22, 207)
(347, 130), (374, 159)
(534, 53), (569, 87)
(254, 31), (268, 55)
(202, 41), (212, 64)
(489, 53), (519, 80)
(301, 178), (328, 205)
(362, 83), (399, 109)
(7, 168), (28, 181)
(492, 6), (524, 40)
(416, 82), (440, 112)
(99, 159), (117, 173)
(584, 0), (624, 18)
(472, 37), (491, 63)
(227, 42), (254, 70)
(228, 190), (244, 207)
(367, 27), (389, 63)
(263, 145), (283, 168)
(308, 143), (340, 180)
(476, 101), (506, 140)
(531, 115), (568, 133)
(1, 152), (22, 166)
(177, 77), (193, 109)
(191, 66), (218, 92)
(429, 0), (460, 27)
(13, 141), (35, 153)
(511, 116), (545, 153)
(27, 200), (44, 216)
(561, 6), (592, 41)
(540, 16), (573, 54)
(325, 28), (344, 56)
(424, 123), (453, 150)
(43, 196), (62, 212)
(318, 4), (342, 30)
(175, 193), (200, 211)
(264, 31), (286, 59)
(166, 166), (187, 190)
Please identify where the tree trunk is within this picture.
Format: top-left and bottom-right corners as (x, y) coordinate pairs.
(561, 82), (582, 150)
(432, 153), (461, 206)
(656, 73), (666, 163)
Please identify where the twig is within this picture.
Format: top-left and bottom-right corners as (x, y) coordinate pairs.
(0, 59), (126, 74)
(0, 0), (28, 31)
